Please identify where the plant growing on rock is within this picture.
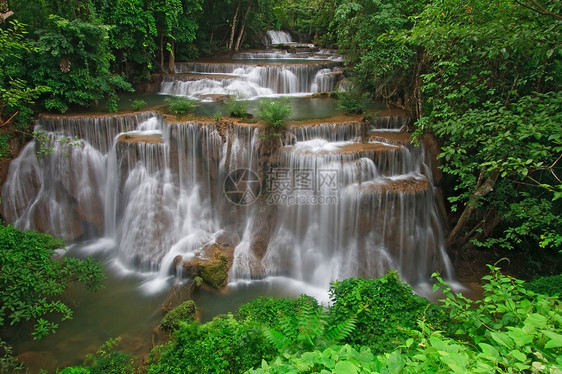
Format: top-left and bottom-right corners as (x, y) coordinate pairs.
(130, 99), (147, 111)
(258, 98), (291, 140)
(224, 95), (249, 118)
(165, 96), (196, 115)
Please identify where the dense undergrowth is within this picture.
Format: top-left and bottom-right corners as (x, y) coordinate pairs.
(51, 268), (561, 374)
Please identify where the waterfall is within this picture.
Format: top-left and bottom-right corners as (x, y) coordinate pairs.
(265, 30), (293, 45)
(1, 112), (453, 292)
(161, 63), (343, 100)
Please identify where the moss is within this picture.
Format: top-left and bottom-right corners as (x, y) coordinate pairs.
(198, 254), (229, 289)
(160, 300), (196, 332)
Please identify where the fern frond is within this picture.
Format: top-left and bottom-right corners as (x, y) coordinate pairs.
(263, 328), (289, 351)
(325, 316), (356, 343)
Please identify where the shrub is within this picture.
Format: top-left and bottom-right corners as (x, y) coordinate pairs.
(165, 97), (196, 114)
(525, 275), (562, 297)
(336, 90), (370, 115)
(237, 295), (319, 329)
(258, 99), (291, 139)
(0, 225), (105, 339)
(224, 96), (248, 118)
(59, 338), (136, 374)
(130, 99), (147, 111)
(160, 300), (196, 332)
(328, 271), (431, 353)
(147, 314), (275, 374)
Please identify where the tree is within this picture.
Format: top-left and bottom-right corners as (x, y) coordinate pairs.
(330, 0), (429, 112)
(0, 20), (47, 131)
(100, 0), (158, 81)
(31, 15), (132, 113)
(406, 0), (562, 255)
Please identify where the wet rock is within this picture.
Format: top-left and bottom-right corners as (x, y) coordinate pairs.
(182, 243), (234, 289)
(17, 351), (58, 373)
(160, 300), (196, 332)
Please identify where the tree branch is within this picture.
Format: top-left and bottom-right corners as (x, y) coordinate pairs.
(513, 0), (562, 21)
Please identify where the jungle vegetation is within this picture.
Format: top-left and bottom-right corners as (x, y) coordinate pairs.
(0, 0), (560, 372)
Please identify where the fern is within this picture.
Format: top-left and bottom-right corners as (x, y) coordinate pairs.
(263, 298), (356, 355)
(325, 316), (356, 342)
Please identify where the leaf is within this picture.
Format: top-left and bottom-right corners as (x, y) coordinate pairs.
(334, 360), (358, 374)
(542, 330), (562, 349)
(489, 331), (514, 349)
(478, 343), (499, 360)
(509, 350), (527, 362)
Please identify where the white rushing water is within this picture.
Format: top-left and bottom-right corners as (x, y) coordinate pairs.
(161, 31), (343, 101)
(1, 111), (454, 296)
(1, 37), (454, 296)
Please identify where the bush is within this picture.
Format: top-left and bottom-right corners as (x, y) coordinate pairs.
(165, 97), (196, 114)
(328, 271), (431, 353)
(59, 338), (136, 374)
(525, 275), (562, 297)
(237, 295), (319, 329)
(224, 96), (248, 118)
(0, 225), (105, 339)
(160, 300), (196, 332)
(130, 99), (147, 111)
(251, 268), (562, 373)
(336, 90), (370, 115)
(147, 314), (275, 374)
(258, 99), (291, 139)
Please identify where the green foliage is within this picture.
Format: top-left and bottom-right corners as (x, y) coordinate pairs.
(102, 0), (158, 79)
(336, 90), (370, 115)
(0, 225), (105, 339)
(263, 299), (356, 355)
(0, 339), (24, 374)
(165, 96), (196, 115)
(526, 275), (562, 297)
(246, 344), (384, 374)
(0, 134), (11, 158)
(258, 98), (291, 139)
(160, 300), (196, 332)
(224, 96), (248, 118)
(60, 337), (137, 374)
(330, 0), (426, 102)
(0, 21), (48, 130)
(31, 15), (133, 113)
(130, 99), (147, 111)
(424, 266), (562, 372)
(328, 272), (433, 353)
(405, 0), (562, 251)
(237, 295), (319, 329)
(251, 268), (562, 373)
(147, 314), (275, 374)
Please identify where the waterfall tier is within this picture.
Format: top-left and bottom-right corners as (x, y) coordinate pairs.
(1, 111), (453, 289)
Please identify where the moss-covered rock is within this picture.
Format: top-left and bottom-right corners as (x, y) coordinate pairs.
(182, 242), (234, 289)
(160, 300), (196, 332)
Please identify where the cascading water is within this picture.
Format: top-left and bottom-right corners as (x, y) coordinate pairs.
(160, 31), (342, 100)
(1, 36), (454, 300)
(1, 112), (453, 295)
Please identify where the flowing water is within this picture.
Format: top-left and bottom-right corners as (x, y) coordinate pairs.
(1, 32), (455, 370)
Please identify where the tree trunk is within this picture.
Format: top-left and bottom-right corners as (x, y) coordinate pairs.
(168, 38), (175, 73)
(447, 168), (501, 248)
(159, 32), (164, 72)
(234, 0), (253, 51)
(228, 2), (240, 50)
